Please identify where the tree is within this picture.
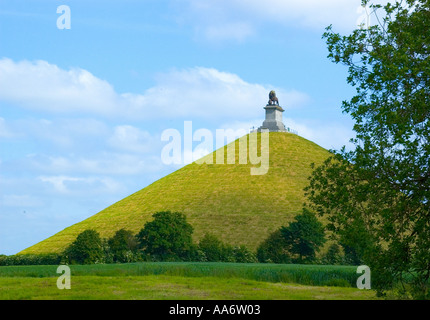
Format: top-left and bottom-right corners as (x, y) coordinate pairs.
(256, 229), (291, 264)
(306, 0), (430, 297)
(323, 243), (343, 265)
(281, 209), (326, 263)
(64, 229), (104, 264)
(107, 229), (139, 263)
(232, 245), (258, 263)
(136, 211), (194, 261)
(198, 233), (224, 262)
(197, 233), (256, 262)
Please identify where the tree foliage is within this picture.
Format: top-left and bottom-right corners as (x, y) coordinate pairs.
(64, 229), (104, 264)
(198, 233), (257, 263)
(198, 233), (227, 262)
(257, 209), (325, 264)
(232, 245), (258, 263)
(281, 209), (326, 263)
(107, 229), (139, 263)
(306, 0), (430, 298)
(323, 243), (343, 265)
(136, 211), (195, 261)
(256, 229), (291, 264)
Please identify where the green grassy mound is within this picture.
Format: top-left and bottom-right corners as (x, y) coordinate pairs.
(21, 132), (330, 254)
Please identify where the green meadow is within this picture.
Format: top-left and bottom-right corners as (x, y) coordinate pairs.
(0, 262), (379, 300)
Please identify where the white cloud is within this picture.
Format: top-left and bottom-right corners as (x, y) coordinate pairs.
(284, 117), (355, 151)
(11, 118), (109, 149)
(0, 58), (309, 121)
(39, 176), (84, 193)
(144, 67), (309, 119)
(231, 0), (362, 30)
(0, 58), (120, 115)
(199, 22), (255, 42)
(39, 175), (122, 194)
(179, 0), (390, 34)
(108, 125), (154, 153)
(31, 152), (164, 176)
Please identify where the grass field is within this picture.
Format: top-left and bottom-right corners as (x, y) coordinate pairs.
(0, 262), (379, 300)
(0, 275), (378, 300)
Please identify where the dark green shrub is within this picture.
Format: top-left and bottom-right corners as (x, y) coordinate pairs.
(220, 243), (236, 262)
(197, 234), (256, 263)
(323, 243), (343, 265)
(232, 245), (257, 263)
(108, 229), (139, 263)
(256, 229), (291, 264)
(341, 243), (363, 265)
(193, 249), (207, 262)
(63, 229), (104, 264)
(0, 254), (62, 266)
(136, 211), (194, 261)
(198, 233), (224, 262)
(281, 208), (326, 263)
(101, 238), (114, 264)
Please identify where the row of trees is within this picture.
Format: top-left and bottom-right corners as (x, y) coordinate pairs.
(61, 210), (355, 266)
(0, 210), (357, 266)
(257, 208), (361, 265)
(63, 211), (258, 264)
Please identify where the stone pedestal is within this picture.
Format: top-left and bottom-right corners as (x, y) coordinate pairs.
(258, 105), (286, 132)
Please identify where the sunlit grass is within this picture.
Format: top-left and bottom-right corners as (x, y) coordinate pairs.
(21, 133), (331, 255)
(0, 262), (359, 287)
(0, 275), (378, 300)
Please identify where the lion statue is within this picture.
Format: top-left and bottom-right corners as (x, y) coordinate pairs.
(268, 90), (279, 106)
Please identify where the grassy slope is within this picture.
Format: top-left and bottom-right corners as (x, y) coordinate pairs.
(21, 132), (331, 254)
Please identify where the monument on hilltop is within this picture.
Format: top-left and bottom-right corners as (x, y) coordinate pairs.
(258, 90), (287, 132)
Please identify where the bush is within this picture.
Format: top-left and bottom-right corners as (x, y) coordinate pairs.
(0, 254), (62, 266)
(341, 243), (363, 265)
(256, 229), (291, 264)
(281, 208), (326, 263)
(322, 243), (343, 265)
(197, 234), (256, 263)
(107, 229), (139, 263)
(136, 211), (194, 261)
(198, 233), (225, 262)
(232, 245), (258, 263)
(220, 244), (236, 262)
(63, 229), (104, 264)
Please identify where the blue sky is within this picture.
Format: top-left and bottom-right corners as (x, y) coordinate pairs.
(0, 0), (379, 254)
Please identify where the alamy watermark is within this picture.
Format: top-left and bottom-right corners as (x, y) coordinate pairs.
(356, 265), (371, 290)
(161, 121), (269, 175)
(57, 265), (71, 289)
(57, 5), (71, 30)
